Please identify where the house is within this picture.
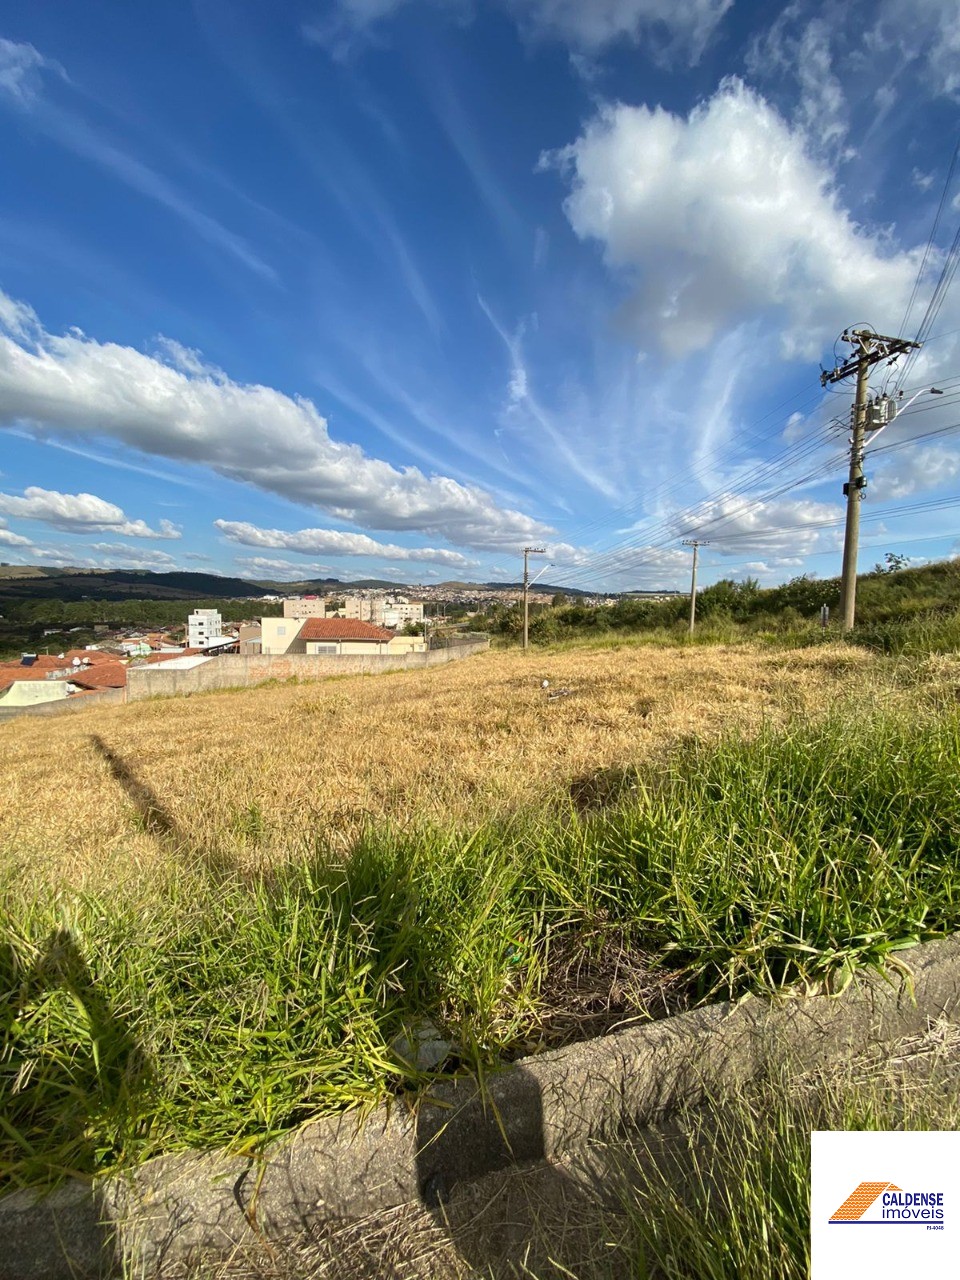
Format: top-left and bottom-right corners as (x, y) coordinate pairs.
(300, 617), (412, 654)
(238, 623), (262, 654)
(260, 616), (426, 656)
(68, 663), (128, 690)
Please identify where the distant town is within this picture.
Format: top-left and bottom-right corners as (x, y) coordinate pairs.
(0, 577), (683, 715)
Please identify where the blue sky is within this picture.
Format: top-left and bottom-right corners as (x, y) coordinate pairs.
(0, 0), (959, 590)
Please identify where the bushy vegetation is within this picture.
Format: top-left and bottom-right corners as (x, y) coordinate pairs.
(4, 701), (960, 1191)
(484, 556), (960, 652)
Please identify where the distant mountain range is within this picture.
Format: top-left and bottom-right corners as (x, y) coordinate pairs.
(0, 566), (602, 602)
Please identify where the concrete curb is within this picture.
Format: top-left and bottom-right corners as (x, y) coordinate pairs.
(5, 932), (960, 1279)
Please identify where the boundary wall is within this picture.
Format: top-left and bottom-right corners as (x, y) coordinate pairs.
(126, 640), (489, 701)
(0, 687), (124, 723)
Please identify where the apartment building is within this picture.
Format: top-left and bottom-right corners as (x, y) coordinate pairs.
(282, 596), (330, 619)
(343, 595), (424, 628)
(187, 609), (222, 648)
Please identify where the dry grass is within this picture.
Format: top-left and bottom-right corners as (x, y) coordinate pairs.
(0, 641), (884, 891)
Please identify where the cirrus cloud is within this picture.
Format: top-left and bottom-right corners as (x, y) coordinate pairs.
(313, 0), (732, 62)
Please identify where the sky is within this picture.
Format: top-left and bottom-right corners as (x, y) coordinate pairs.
(0, 0), (959, 591)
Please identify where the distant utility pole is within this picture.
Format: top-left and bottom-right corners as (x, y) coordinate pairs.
(522, 547), (546, 651)
(681, 539), (707, 635)
(820, 329), (920, 630)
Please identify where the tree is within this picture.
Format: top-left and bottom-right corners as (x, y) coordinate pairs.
(873, 552), (910, 575)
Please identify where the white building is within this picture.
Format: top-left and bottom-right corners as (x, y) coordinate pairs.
(188, 608), (223, 648)
(344, 595), (385, 625)
(343, 595), (424, 628)
(382, 601), (424, 629)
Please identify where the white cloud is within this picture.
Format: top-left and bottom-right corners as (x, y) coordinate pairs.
(215, 519), (479, 569)
(27, 543), (179, 570)
(0, 290), (558, 553)
(869, 446), (960, 502)
(0, 486), (180, 538)
(509, 0), (732, 62)
(234, 556), (336, 580)
(674, 492), (844, 556)
(84, 542), (179, 564)
(871, 0), (960, 100)
(315, 0), (731, 61)
(546, 78), (923, 360)
(746, 9), (849, 156)
(0, 518), (32, 548)
(0, 37), (63, 106)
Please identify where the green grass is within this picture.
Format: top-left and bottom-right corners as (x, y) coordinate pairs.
(4, 703), (960, 1193)
(615, 1047), (960, 1280)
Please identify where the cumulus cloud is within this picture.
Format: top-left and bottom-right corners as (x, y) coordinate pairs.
(546, 78), (923, 359)
(674, 492), (844, 556)
(0, 517), (32, 548)
(0, 290), (558, 552)
(0, 487), (181, 538)
(215, 519), (479, 569)
(27, 543), (179, 570)
(314, 0), (731, 61)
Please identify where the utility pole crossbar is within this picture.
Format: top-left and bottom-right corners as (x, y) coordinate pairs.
(820, 329), (921, 631)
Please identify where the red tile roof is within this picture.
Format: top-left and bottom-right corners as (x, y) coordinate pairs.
(68, 663), (128, 689)
(299, 617), (394, 643)
(64, 649), (116, 665)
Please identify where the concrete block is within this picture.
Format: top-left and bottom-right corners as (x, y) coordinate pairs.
(4, 931), (959, 1278)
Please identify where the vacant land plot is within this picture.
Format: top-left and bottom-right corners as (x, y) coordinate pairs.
(3, 641), (878, 889)
(4, 639), (960, 1193)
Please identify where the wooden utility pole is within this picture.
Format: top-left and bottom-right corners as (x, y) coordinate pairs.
(820, 329), (920, 630)
(522, 546), (546, 651)
(681, 539), (707, 635)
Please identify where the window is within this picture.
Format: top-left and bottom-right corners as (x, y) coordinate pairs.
(276, 625), (286, 636)
(312, 644), (337, 654)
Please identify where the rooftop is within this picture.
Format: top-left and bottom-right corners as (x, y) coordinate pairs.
(299, 617), (395, 643)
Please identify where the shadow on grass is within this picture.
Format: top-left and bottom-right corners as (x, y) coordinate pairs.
(88, 734), (235, 877)
(1, 928), (148, 1188)
(89, 733), (182, 845)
